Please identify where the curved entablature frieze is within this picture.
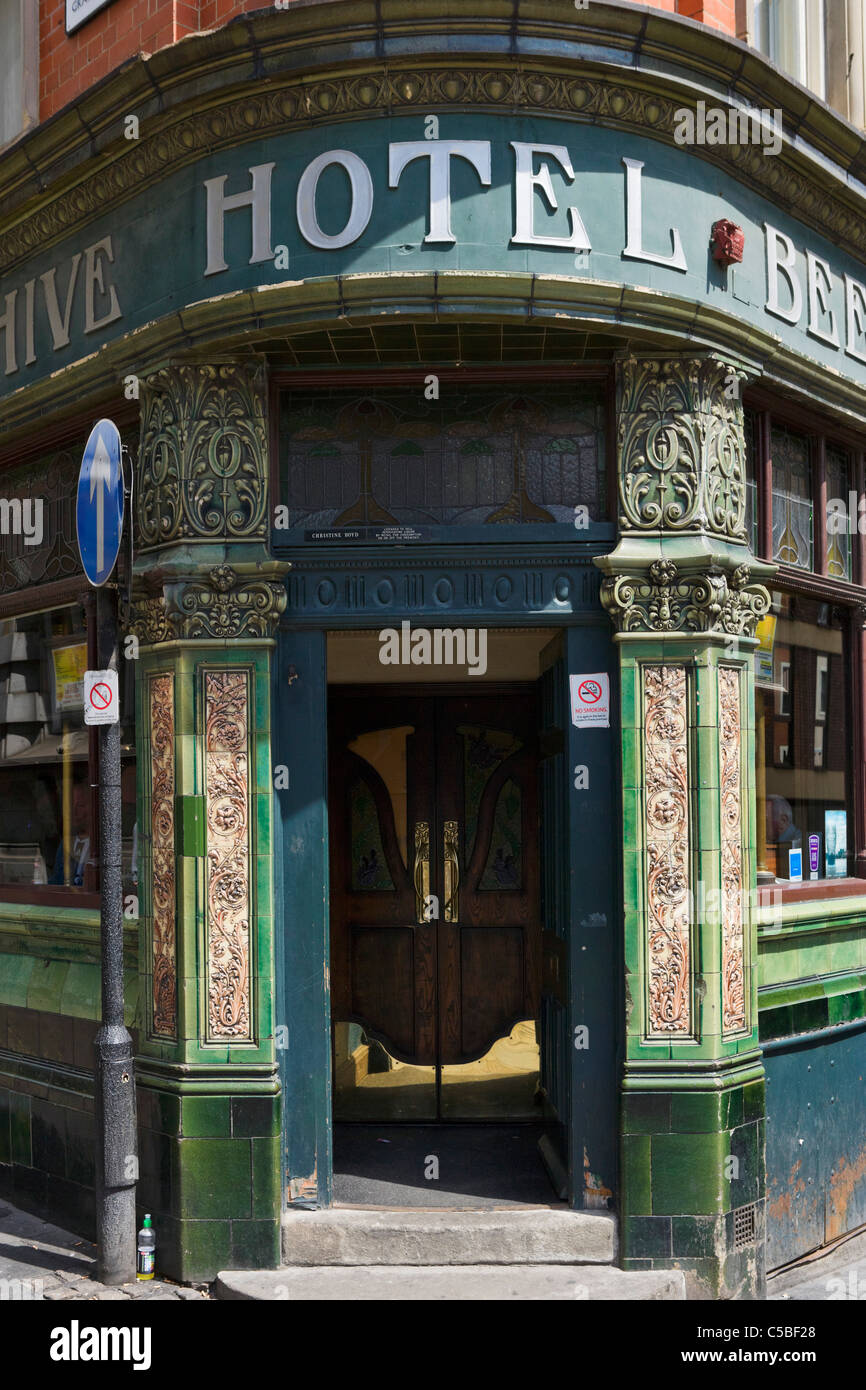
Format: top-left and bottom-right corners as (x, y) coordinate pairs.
(601, 559), (771, 638)
(3, 8), (866, 434)
(617, 357), (749, 542)
(2, 0), (866, 274)
(136, 362), (269, 549)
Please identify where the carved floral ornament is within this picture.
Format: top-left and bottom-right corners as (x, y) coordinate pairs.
(601, 559), (771, 637)
(136, 362), (269, 549)
(129, 565), (288, 642)
(617, 357), (750, 541)
(149, 673), (177, 1040)
(719, 666), (746, 1035)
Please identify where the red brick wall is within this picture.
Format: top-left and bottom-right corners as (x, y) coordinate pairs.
(38, 0), (739, 124)
(40, 1), (203, 117)
(676, 0), (738, 32)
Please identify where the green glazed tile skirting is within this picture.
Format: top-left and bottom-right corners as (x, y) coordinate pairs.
(759, 969), (866, 1040)
(620, 1075), (766, 1297)
(136, 1067), (282, 1282)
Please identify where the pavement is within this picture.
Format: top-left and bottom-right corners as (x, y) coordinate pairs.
(767, 1226), (866, 1301)
(0, 1200), (210, 1301)
(215, 1263), (686, 1299)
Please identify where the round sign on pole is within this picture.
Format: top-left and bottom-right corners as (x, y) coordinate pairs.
(76, 419), (124, 587)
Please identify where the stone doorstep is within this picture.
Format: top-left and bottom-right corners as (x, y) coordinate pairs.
(215, 1265), (686, 1301)
(280, 1208), (617, 1267)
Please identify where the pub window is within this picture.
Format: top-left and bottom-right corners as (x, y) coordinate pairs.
(771, 425), (813, 570)
(0, 602), (137, 902)
(755, 593), (851, 882)
(278, 383), (607, 536)
(825, 442), (852, 581)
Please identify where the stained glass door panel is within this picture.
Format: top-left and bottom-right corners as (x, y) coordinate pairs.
(329, 690), (541, 1122)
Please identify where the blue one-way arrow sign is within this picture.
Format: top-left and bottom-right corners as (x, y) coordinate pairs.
(76, 419), (124, 587)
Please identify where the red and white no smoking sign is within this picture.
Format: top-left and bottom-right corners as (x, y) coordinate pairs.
(569, 672), (610, 728)
(84, 669), (119, 726)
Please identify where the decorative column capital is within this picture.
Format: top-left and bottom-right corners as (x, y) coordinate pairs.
(136, 358), (269, 551)
(600, 558), (771, 638)
(128, 561), (289, 643)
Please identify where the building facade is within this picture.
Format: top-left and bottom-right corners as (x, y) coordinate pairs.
(1, 0), (866, 1299)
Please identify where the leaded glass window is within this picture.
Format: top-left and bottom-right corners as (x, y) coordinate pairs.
(771, 426), (812, 570)
(279, 385), (606, 533)
(743, 410), (759, 554)
(825, 444), (851, 581)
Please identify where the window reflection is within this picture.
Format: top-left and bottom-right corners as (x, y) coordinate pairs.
(755, 593), (849, 881)
(0, 606), (93, 889)
(332, 1019), (540, 1121)
(0, 602), (137, 897)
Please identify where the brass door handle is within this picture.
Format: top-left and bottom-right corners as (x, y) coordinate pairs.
(444, 820), (459, 923)
(414, 821), (430, 924)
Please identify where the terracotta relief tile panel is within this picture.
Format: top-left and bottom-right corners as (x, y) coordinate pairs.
(719, 666), (746, 1034)
(643, 665), (692, 1037)
(150, 672), (177, 1039)
(204, 669), (252, 1042)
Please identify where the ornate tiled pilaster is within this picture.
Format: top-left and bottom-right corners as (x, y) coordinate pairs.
(597, 354), (775, 1299)
(136, 362), (269, 548)
(131, 360), (286, 1282)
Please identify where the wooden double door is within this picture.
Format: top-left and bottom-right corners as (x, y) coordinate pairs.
(329, 687), (541, 1120)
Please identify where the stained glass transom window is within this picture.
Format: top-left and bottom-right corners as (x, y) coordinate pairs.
(771, 427), (812, 571)
(279, 386), (606, 531)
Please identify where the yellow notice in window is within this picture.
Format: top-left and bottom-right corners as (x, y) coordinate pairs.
(53, 643), (87, 711)
(754, 615), (777, 687)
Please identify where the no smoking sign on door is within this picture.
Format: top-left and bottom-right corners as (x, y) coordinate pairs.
(569, 672), (610, 728)
(84, 669), (119, 726)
